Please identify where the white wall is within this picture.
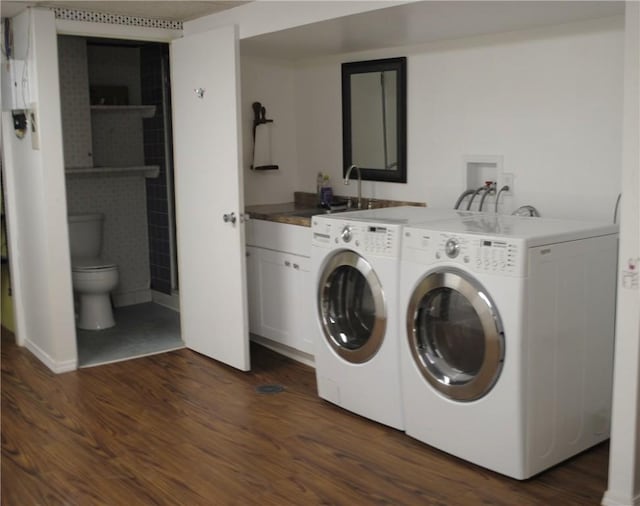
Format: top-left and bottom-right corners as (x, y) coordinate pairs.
(1, 8), (77, 372)
(291, 17), (625, 220)
(240, 57), (299, 205)
(602, 3), (640, 505)
(243, 17), (624, 220)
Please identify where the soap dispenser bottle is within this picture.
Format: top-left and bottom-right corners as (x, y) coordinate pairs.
(321, 175), (333, 208)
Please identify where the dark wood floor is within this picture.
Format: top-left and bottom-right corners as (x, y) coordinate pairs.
(2, 328), (609, 505)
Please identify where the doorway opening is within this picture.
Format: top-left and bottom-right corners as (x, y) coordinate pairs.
(58, 35), (181, 366)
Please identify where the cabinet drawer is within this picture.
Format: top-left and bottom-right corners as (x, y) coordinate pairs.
(246, 219), (311, 257)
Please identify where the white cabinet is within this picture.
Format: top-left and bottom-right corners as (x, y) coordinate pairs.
(246, 220), (314, 355)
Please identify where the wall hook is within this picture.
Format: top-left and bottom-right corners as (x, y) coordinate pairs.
(194, 88), (205, 99)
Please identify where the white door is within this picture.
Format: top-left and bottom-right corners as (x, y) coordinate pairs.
(170, 25), (250, 371)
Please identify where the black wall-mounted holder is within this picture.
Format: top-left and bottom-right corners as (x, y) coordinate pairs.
(251, 101), (278, 171)
(12, 111), (27, 139)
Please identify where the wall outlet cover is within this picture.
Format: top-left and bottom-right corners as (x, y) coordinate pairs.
(501, 172), (514, 194)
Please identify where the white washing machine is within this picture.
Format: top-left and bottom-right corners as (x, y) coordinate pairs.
(399, 214), (618, 479)
(311, 206), (471, 429)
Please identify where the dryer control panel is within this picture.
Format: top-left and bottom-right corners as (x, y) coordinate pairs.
(312, 217), (401, 258)
(472, 237), (520, 274)
(403, 229), (527, 277)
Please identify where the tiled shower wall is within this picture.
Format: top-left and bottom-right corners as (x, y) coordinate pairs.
(141, 44), (175, 295)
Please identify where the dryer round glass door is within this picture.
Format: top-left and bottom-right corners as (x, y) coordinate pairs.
(318, 250), (386, 364)
(406, 268), (504, 401)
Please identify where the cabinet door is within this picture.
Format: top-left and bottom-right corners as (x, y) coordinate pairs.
(288, 255), (314, 354)
(251, 248), (312, 353)
(171, 25), (250, 371)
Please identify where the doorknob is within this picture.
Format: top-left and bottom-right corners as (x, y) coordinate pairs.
(223, 212), (236, 224)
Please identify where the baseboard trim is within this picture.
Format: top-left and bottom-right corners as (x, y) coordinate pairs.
(250, 334), (315, 368)
(602, 490), (640, 506)
(25, 339), (77, 373)
(151, 290), (180, 312)
(113, 289), (152, 308)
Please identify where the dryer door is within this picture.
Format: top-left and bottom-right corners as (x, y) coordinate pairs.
(406, 268), (504, 401)
(318, 250), (386, 364)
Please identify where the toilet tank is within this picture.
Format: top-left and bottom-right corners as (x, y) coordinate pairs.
(68, 213), (104, 259)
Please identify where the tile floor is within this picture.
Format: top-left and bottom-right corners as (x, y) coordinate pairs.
(76, 302), (183, 367)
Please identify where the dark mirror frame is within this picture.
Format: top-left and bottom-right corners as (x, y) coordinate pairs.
(342, 57), (407, 184)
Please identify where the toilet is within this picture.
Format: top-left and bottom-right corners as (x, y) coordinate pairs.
(68, 213), (119, 330)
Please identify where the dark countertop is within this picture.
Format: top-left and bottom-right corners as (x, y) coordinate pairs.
(245, 202), (320, 227)
(245, 192), (426, 228)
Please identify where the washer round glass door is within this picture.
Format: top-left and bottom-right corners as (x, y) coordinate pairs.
(318, 250), (386, 363)
(406, 268), (504, 401)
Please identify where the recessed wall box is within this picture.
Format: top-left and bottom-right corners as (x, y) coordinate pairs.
(463, 155), (503, 189)
(1, 59), (30, 111)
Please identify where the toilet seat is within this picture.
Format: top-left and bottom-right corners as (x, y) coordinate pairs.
(73, 265), (117, 273)
(72, 258), (117, 272)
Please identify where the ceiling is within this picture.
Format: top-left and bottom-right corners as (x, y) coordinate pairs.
(240, 1), (625, 61)
(0, 1), (625, 62)
(0, 1), (247, 22)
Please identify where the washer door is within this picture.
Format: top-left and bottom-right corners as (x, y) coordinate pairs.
(318, 250), (386, 364)
(406, 268), (504, 401)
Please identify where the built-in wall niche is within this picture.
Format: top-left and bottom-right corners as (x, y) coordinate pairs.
(464, 155), (503, 190)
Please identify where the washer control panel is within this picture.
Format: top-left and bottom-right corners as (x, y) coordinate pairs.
(360, 224), (398, 256)
(312, 218), (400, 257)
(403, 229), (527, 276)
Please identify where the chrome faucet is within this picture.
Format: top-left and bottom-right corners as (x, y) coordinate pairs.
(344, 164), (362, 209)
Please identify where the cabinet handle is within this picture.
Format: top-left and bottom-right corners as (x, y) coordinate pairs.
(293, 263), (300, 270)
(284, 260), (291, 267)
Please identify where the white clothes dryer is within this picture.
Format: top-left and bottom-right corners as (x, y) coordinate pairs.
(399, 214), (618, 479)
(311, 207), (470, 430)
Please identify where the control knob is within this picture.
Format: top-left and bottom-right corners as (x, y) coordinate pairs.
(341, 225), (353, 243)
(445, 238), (460, 258)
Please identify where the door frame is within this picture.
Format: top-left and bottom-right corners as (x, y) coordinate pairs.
(49, 19), (181, 368)
(58, 17), (251, 371)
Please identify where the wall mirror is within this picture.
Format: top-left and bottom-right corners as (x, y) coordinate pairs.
(342, 57), (407, 183)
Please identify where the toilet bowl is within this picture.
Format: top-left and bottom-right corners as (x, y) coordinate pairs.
(72, 261), (119, 330)
(68, 213), (119, 330)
